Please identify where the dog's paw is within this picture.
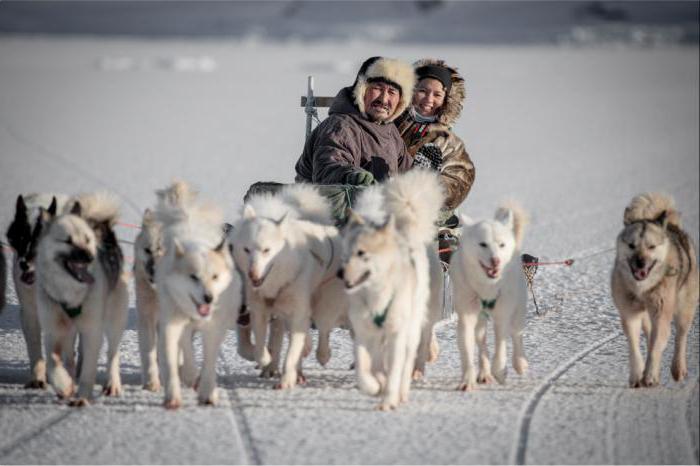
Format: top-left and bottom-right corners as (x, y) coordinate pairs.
(412, 368), (425, 381)
(514, 357), (529, 375)
(55, 383), (76, 400)
(628, 375), (643, 388)
(477, 373), (494, 385)
(643, 373), (660, 387)
(671, 358), (687, 382)
(163, 398), (181, 410)
(68, 397), (90, 408)
(493, 369), (507, 385)
(24, 379), (47, 390)
(198, 391), (218, 406)
(102, 383), (123, 397)
(259, 364), (280, 379)
(143, 380), (161, 392)
(457, 382), (476, 392)
(376, 400), (398, 411)
(297, 372), (307, 385)
(258, 350), (272, 368)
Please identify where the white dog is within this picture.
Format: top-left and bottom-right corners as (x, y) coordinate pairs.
(231, 184), (348, 389)
(6, 194), (70, 388)
(450, 203), (529, 391)
(35, 192), (128, 405)
(339, 169), (444, 410)
(154, 181), (240, 409)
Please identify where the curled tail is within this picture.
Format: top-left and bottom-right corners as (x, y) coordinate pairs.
(384, 169), (445, 245)
(280, 184), (334, 225)
(495, 201), (529, 249)
(623, 192), (681, 227)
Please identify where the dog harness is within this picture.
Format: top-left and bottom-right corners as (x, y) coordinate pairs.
(478, 290), (501, 320)
(60, 302), (82, 318)
(373, 294), (393, 328)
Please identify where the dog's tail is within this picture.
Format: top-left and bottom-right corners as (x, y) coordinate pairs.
(156, 180), (198, 210)
(280, 184), (334, 225)
(383, 169), (445, 245)
(495, 201), (529, 249)
(623, 192), (681, 227)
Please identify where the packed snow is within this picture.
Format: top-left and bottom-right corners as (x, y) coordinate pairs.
(0, 32), (698, 464)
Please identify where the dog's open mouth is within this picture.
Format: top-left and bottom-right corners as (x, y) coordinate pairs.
(344, 270), (371, 290)
(20, 270), (35, 285)
(191, 296), (211, 318)
(249, 264), (273, 289)
(629, 259), (656, 281)
(479, 261), (500, 279)
(63, 259), (95, 284)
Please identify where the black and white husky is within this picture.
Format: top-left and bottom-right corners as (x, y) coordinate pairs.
(6, 193), (69, 388)
(35, 192), (128, 405)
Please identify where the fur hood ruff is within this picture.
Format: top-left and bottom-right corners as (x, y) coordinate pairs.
(353, 58), (415, 124)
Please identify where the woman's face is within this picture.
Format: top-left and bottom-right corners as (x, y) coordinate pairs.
(412, 77), (446, 117)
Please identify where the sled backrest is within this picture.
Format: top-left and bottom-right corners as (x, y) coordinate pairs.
(301, 76), (334, 140)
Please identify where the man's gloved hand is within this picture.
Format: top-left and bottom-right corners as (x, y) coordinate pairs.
(413, 143), (443, 171)
(345, 169), (375, 186)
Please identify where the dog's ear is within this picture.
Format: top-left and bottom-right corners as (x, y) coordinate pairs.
(70, 200), (82, 217)
(14, 195), (27, 219)
(377, 214), (395, 233)
(243, 204), (256, 220)
(459, 213), (475, 227)
(622, 206), (633, 226)
(213, 236), (227, 254)
(142, 208), (155, 226)
(47, 196), (58, 217)
(652, 210), (668, 229)
(346, 208), (365, 227)
(173, 238), (185, 257)
(495, 207), (514, 230)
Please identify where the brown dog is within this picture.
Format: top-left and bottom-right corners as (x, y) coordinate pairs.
(611, 193), (698, 387)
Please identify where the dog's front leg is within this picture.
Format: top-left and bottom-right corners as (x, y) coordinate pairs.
(137, 297), (161, 391)
(103, 282), (128, 397)
(457, 311), (478, 391)
(475, 316), (493, 384)
(491, 314), (509, 384)
(671, 304), (695, 381)
(160, 317), (187, 409)
(72, 321), (103, 406)
(621, 312), (645, 387)
(197, 324), (227, 405)
(178, 326), (197, 388)
(43, 323), (75, 399)
(276, 312), (310, 389)
(379, 328), (407, 411)
(354, 330), (381, 396)
(19, 293), (47, 389)
(643, 299), (675, 387)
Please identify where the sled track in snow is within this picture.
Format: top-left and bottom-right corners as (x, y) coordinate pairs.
(509, 331), (622, 465)
(0, 410), (74, 460)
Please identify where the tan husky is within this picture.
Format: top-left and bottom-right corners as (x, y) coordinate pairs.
(611, 192), (698, 387)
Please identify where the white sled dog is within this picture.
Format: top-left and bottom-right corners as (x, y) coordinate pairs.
(611, 192), (698, 387)
(450, 203), (529, 391)
(339, 169), (444, 410)
(35, 192), (128, 405)
(231, 184), (348, 389)
(6, 194), (70, 388)
(155, 181), (240, 409)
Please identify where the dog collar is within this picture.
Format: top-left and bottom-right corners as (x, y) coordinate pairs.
(61, 302), (82, 318)
(478, 291), (501, 320)
(373, 294), (394, 328)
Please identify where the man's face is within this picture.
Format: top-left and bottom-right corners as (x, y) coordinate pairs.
(363, 81), (401, 122)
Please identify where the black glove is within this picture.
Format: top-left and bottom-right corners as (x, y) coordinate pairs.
(345, 169), (375, 186)
(413, 143), (443, 171)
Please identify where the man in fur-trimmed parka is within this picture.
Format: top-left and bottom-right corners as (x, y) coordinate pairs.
(395, 59), (475, 213)
(295, 57), (415, 185)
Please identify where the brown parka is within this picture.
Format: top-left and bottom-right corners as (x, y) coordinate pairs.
(294, 87), (413, 184)
(395, 59), (475, 211)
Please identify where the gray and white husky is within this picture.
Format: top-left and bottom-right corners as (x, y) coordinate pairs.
(35, 192), (128, 405)
(339, 169), (444, 410)
(231, 184), (348, 389)
(154, 181), (240, 409)
(611, 192), (698, 387)
(450, 203), (529, 391)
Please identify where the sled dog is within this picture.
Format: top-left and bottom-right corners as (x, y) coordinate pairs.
(6, 193), (70, 388)
(154, 181), (240, 409)
(611, 192), (698, 387)
(339, 169), (443, 410)
(35, 192), (128, 405)
(231, 184), (348, 389)
(450, 202), (529, 391)
(133, 207), (166, 391)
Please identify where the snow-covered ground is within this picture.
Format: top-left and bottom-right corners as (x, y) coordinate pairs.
(0, 36), (698, 464)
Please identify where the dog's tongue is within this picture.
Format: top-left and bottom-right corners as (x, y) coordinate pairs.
(68, 261), (95, 284)
(633, 268), (648, 280)
(197, 304), (211, 317)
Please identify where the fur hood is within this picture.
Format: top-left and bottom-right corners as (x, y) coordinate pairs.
(413, 58), (466, 127)
(353, 57), (415, 123)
